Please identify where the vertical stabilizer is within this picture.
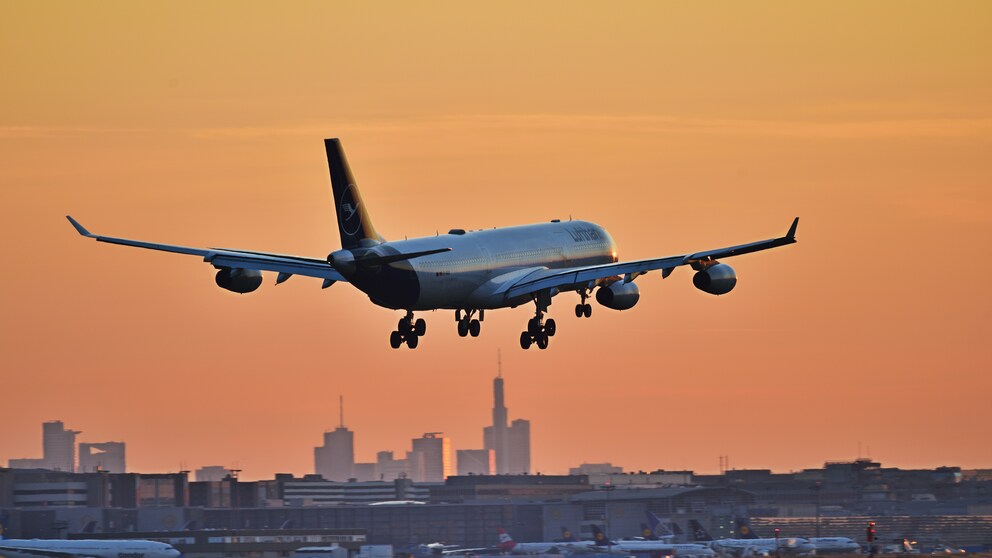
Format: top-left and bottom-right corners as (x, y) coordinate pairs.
(324, 138), (383, 249)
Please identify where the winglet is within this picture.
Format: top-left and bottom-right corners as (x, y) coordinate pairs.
(786, 217), (799, 240)
(66, 215), (94, 237)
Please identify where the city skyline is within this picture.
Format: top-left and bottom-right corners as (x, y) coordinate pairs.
(2, 3), (990, 479)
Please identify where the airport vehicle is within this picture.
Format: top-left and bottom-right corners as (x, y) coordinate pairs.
(67, 138), (798, 350)
(0, 539), (182, 558)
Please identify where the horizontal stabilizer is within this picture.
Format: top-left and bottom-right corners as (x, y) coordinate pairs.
(358, 247), (452, 267)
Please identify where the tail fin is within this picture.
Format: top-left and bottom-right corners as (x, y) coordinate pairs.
(641, 523), (659, 540)
(689, 520), (713, 542)
(557, 526), (578, 542)
(735, 518), (758, 539)
(645, 512), (674, 540)
(590, 525), (613, 546)
(324, 138), (383, 249)
(496, 528), (516, 552)
(667, 519), (684, 537)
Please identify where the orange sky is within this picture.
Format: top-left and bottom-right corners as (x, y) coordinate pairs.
(1, 2), (990, 480)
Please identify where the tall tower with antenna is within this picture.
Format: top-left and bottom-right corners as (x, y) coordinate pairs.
(315, 396), (355, 481)
(483, 350), (531, 474)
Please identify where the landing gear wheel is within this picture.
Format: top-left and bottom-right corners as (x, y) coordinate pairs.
(414, 318), (426, 336)
(389, 331), (403, 349)
(406, 334), (419, 349)
(527, 317), (542, 336)
(520, 331), (532, 350)
(457, 319), (469, 337)
(583, 304), (592, 318)
(575, 304), (583, 318)
(469, 319), (481, 337)
(398, 317), (411, 333)
(535, 332), (549, 350)
(545, 318), (556, 337)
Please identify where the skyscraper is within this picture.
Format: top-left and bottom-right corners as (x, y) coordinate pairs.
(78, 441), (126, 473)
(411, 432), (451, 482)
(314, 397), (355, 481)
(483, 364), (531, 474)
(43, 420), (80, 472)
(457, 448), (495, 476)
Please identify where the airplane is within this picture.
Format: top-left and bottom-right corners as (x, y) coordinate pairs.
(589, 525), (715, 558)
(495, 528), (595, 554)
(0, 538), (181, 558)
(687, 521), (812, 557)
(636, 512), (676, 541)
(66, 138), (799, 350)
(806, 537), (862, 554)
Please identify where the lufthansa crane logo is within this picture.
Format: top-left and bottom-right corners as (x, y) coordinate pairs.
(339, 184), (362, 236)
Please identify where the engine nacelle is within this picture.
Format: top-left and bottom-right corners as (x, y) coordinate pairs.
(215, 267), (263, 294)
(596, 281), (640, 310)
(692, 263), (737, 295)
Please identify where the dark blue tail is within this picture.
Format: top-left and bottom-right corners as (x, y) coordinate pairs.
(735, 518), (759, 539)
(645, 512), (676, 540)
(688, 520), (713, 542)
(590, 525), (614, 546)
(556, 526), (578, 543)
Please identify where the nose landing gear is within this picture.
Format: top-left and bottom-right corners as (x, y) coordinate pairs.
(390, 311), (425, 349)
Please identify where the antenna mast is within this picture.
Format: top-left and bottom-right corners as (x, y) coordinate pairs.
(497, 348), (502, 378)
(339, 395), (344, 428)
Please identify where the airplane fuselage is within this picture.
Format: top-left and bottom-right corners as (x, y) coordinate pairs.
(343, 220), (616, 311)
(0, 539), (181, 558)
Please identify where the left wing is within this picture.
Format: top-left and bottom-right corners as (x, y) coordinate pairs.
(66, 216), (346, 284)
(505, 218), (798, 300)
(0, 547), (99, 558)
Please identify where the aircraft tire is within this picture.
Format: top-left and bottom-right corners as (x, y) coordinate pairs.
(457, 319), (469, 337)
(536, 332), (549, 350)
(398, 318), (411, 333)
(519, 331), (532, 349)
(414, 318), (427, 336)
(406, 334), (419, 349)
(469, 319), (481, 337)
(583, 303), (592, 318)
(575, 304), (583, 318)
(389, 331), (403, 349)
(545, 318), (556, 336)
(527, 317), (542, 336)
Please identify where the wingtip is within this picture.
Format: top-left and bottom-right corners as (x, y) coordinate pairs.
(66, 215), (93, 237)
(786, 217), (799, 240)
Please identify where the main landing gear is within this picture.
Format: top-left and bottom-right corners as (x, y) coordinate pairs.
(455, 309), (483, 338)
(390, 311), (426, 349)
(520, 305), (556, 351)
(575, 289), (593, 318)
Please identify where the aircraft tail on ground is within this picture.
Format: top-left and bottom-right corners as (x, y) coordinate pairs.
(689, 520), (714, 542)
(325, 138), (383, 250)
(735, 518), (759, 539)
(496, 528), (517, 552)
(556, 526), (578, 542)
(646, 512), (677, 539)
(590, 525), (614, 546)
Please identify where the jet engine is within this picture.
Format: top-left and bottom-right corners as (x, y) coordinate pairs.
(692, 263), (737, 295)
(215, 267), (263, 294)
(595, 281), (640, 310)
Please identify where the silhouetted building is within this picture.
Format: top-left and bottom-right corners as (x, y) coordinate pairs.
(315, 427), (354, 482)
(43, 420), (80, 472)
(195, 465), (232, 482)
(508, 419), (530, 474)
(78, 442), (126, 473)
(483, 375), (531, 474)
(457, 449), (495, 476)
(411, 433), (451, 482)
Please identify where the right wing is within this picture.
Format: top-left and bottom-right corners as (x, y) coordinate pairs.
(0, 547), (98, 558)
(504, 218), (798, 300)
(66, 216), (346, 284)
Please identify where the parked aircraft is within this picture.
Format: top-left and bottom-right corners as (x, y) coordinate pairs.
(67, 138), (798, 350)
(590, 525), (715, 557)
(687, 520), (813, 557)
(0, 539), (181, 558)
(496, 528), (594, 554)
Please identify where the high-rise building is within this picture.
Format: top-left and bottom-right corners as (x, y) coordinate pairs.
(315, 426), (355, 481)
(411, 432), (451, 482)
(482, 367), (531, 474)
(507, 419), (531, 474)
(457, 449), (495, 476)
(78, 442), (126, 473)
(43, 420), (80, 472)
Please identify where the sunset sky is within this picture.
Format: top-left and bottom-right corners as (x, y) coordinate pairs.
(1, 2), (990, 480)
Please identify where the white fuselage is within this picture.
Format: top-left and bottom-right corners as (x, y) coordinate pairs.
(601, 542), (716, 557)
(709, 538), (814, 556)
(808, 537), (861, 554)
(0, 539), (181, 558)
(348, 220), (616, 310)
